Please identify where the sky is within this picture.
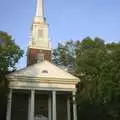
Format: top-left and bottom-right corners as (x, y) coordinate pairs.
(0, 0), (120, 69)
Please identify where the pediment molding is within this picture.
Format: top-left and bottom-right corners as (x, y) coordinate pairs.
(8, 75), (78, 85)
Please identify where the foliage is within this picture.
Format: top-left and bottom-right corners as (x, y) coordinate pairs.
(76, 37), (120, 120)
(53, 37), (120, 120)
(0, 31), (24, 73)
(52, 40), (76, 70)
(0, 31), (24, 120)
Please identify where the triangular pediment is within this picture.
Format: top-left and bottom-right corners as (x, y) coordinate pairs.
(7, 61), (79, 82)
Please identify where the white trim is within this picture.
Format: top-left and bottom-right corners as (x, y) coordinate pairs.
(9, 86), (76, 92)
(8, 76), (79, 83)
(10, 81), (75, 88)
(9, 85), (76, 91)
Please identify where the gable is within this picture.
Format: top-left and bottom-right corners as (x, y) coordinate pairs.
(7, 61), (79, 82)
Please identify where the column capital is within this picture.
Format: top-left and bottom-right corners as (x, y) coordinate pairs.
(72, 90), (77, 98)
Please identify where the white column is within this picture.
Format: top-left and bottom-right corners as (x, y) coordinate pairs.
(67, 96), (71, 120)
(30, 90), (35, 120)
(52, 91), (56, 120)
(73, 91), (77, 120)
(6, 89), (12, 120)
(48, 94), (52, 120)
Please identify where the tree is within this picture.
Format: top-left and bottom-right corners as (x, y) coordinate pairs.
(76, 37), (120, 120)
(0, 31), (23, 73)
(52, 40), (76, 72)
(0, 31), (24, 120)
(53, 37), (120, 120)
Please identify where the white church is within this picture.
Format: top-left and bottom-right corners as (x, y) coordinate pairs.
(6, 0), (79, 120)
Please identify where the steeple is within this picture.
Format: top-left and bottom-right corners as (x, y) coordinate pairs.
(36, 0), (44, 17)
(27, 0), (51, 66)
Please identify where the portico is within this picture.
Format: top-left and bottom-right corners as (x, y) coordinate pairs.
(6, 61), (79, 120)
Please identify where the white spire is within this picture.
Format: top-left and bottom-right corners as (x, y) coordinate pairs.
(36, 0), (44, 17)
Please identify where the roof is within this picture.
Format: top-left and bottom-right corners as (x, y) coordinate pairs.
(7, 60), (79, 82)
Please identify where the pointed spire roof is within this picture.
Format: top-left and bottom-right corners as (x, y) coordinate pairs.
(36, 0), (44, 17)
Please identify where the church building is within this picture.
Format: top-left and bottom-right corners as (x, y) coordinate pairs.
(6, 0), (79, 120)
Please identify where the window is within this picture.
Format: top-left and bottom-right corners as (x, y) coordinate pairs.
(42, 70), (48, 73)
(37, 54), (44, 63)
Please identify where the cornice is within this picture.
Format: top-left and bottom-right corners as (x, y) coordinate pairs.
(8, 75), (79, 85)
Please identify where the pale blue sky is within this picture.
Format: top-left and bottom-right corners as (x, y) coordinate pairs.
(0, 0), (120, 69)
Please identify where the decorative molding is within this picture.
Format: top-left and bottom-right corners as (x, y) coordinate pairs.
(9, 81), (76, 89)
(8, 76), (79, 84)
(9, 85), (76, 92)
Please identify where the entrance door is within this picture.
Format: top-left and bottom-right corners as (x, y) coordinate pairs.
(11, 92), (28, 120)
